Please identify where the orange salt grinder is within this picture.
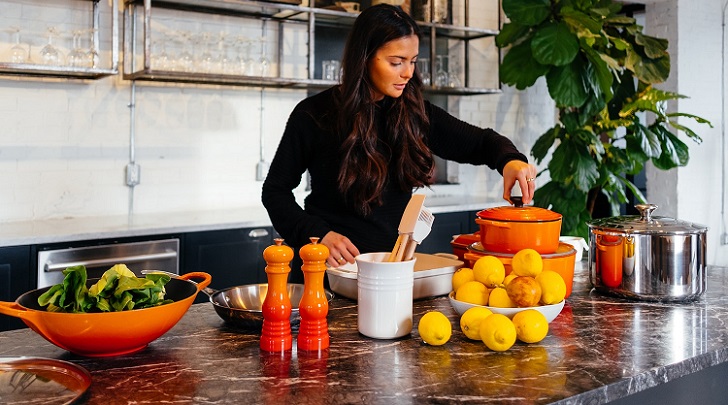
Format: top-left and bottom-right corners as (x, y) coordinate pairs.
(297, 237), (330, 352)
(261, 238), (294, 352)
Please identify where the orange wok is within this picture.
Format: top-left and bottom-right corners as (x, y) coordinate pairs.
(0, 272), (211, 358)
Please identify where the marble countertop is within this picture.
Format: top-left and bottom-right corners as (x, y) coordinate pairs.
(0, 195), (501, 248)
(1, 265), (727, 404)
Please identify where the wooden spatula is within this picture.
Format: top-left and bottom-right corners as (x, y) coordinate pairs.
(388, 194), (426, 262)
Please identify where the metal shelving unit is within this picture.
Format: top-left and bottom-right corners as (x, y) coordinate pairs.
(0, 0), (119, 80)
(122, 0), (501, 95)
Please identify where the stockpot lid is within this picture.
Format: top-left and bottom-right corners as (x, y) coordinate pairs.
(476, 197), (562, 223)
(588, 204), (708, 235)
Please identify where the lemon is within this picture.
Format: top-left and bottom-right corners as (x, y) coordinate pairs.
(488, 287), (516, 308)
(480, 313), (517, 352)
(511, 249), (543, 277)
(535, 270), (566, 305)
(451, 267), (475, 293)
(503, 273), (518, 287)
(455, 281), (490, 306)
(459, 306), (493, 340)
(473, 256), (505, 288)
(512, 309), (549, 343)
(418, 311), (452, 346)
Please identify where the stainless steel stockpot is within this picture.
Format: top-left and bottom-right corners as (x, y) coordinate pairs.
(587, 204), (708, 302)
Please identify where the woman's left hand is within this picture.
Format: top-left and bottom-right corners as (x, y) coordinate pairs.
(503, 160), (538, 205)
(321, 231), (361, 267)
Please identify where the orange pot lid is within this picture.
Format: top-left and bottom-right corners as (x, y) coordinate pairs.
(476, 205), (561, 222)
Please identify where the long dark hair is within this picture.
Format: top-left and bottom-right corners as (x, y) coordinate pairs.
(335, 4), (434, 215)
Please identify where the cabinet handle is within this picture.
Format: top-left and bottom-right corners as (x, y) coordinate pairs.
(44, 251), (178, 273)
(248, 228), (270, 238)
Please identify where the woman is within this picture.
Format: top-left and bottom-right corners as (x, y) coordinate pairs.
(262, 4), (537, 276)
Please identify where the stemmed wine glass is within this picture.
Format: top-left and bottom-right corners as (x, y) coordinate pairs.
(86, 29), (100, 68)
(197, 32), (215, 74)
(67, 30), (87, 68)
(153, 32), (174, 71)
(176, 31), (194, 72)
(435, 55), (449, 87)
(448, 58), (461, 88)
(417, 58), (431, 86)
(257, 35), (270, 77)
(217, 32), (233, 75)
(40, 27), (62, 66)
(9, 26), (27, 63)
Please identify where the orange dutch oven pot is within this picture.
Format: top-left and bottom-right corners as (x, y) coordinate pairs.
(475, 197), (562, 254)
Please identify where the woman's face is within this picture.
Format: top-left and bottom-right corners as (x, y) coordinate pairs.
(368, 34), (419, 101)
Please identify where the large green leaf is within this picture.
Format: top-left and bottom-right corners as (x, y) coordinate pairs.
(533, 181), (587, 216)
(549, 140), (599, 191)
(629, 123), (662, 158)
(626, 46), (670, 84)
(502, 0), (551, 26)
(532, 22), (580, 66)
(500, 40), (550, 89)
(652, 125), (689, 169)
(635, 32), (669, 58)
(546, 58), (590, 107)
(668, 116), (709, 143)
(532, 125), (561, 162)
(603, 15), (636, 25)
(496, 22), (531, 47)
(562, 8), (603, 35)
(583, 47), (614, 102)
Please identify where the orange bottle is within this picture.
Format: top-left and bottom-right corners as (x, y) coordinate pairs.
(297, 237), (330, 352)
(260, 238), (293, 352)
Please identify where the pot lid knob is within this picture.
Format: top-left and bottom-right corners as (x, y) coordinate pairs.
(635, 204), (658, 222)
(510, 196), (524, 207)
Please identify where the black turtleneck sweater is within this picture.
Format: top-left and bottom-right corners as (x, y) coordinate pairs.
(261, 87), (527, 254)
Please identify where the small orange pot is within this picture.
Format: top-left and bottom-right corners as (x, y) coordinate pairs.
(465, 242), (576, 298)
(476, 200), (562, 254)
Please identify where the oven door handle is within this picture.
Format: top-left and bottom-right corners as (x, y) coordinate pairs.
(44, 251), (178, 273)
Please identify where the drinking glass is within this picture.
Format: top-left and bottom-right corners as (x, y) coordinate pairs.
(435, 55), (449, 87)
(197, 32), (215, 73)
(86, 29), (100, 68)
(176, 31), (194, 72)
(217, 32), (233, 74)
(447, 58), (461, 88)
(154, 33), (175, 71)
(257, 36), (270, 77)
(40, 27), (62, 66)
(322, 60), (340, 81)
(67, 30), (87, 68)
(9, 27), (27, 63)
(417, 58), (430, 86)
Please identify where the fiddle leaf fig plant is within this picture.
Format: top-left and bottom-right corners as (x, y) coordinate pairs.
(496, 0), (711, 238)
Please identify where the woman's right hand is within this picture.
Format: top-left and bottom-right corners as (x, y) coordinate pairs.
(321, 231), (361, 267)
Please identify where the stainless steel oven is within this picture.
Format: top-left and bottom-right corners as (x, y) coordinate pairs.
(37, 239), (179, 288)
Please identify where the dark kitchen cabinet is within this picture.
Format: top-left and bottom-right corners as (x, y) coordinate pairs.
(182, 227), (276, 302)
(417, 210), (480, 255)
(0, 246), (32, 331)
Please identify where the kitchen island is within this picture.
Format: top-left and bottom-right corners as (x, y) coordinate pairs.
(1, 265), (727, 404)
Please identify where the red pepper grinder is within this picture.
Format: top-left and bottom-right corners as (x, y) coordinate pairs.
(297, 237), (330, 352)
(261, 238), (293, 352)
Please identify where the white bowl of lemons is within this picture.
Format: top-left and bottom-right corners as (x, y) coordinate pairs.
(449, 249), (567, 323)
(447, 292), (565, 323)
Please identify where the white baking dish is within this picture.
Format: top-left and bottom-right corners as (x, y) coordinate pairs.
(326, 253), (463, 300)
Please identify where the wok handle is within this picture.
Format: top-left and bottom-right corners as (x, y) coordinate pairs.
(179, 272), (212, 291)
(0, 301), (41, 323)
